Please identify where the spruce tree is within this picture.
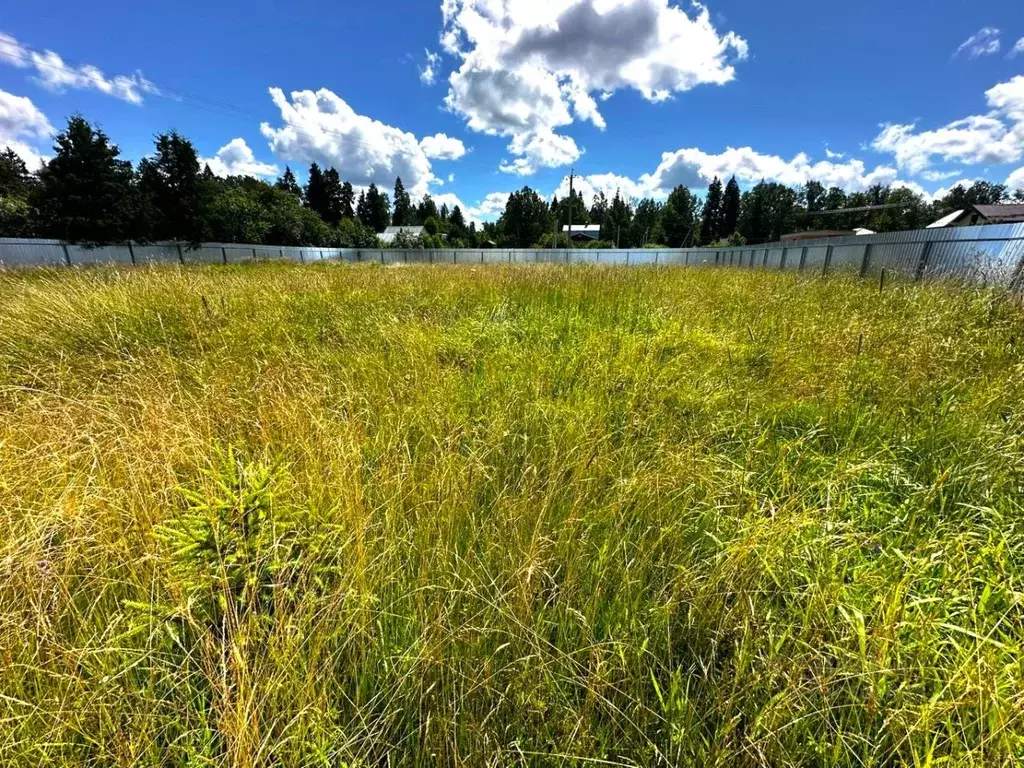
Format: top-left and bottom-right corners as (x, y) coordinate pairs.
(417, 194), (438, 223)
(0, 148), (33, 198)
(392, 177), (413, 226)
(137, 131), (206, 244)
(322, 168), (343, 225)
(340, 181), (355, 219)
(356, 190), (371, 228)
(700, 177), (724, 245)
(721, 176), (740, 239)
(304, 163), (329, 222)
(37, 116), (134, 243)
(275, 166), (302, 200)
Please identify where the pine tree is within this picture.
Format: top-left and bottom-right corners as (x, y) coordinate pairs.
(601, 190), (633, 247)
(439, 203), (449, 222)
(365, 184), (391, 232)
(37, 116), (134, 243)
(392, 177), (413, 226)
(340, 182), (355, 219)
(589, 192), (608, 226)
(275, 167), (302, 200)
(304, 163), (329, 223)
(700, 177), (724, 245)
(721, 176), (740, 239)
(322, 168), (343, 225)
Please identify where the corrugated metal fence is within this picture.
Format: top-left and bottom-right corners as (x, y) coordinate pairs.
(3, 223), (1024, 286)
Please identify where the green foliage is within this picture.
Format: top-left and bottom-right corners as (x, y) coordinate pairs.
(498, 186), (552, 247)
(722, 175), (741, 237)
(737, 181), (800, 243)
(416, 194), (438, 223)
(392, 176), (414, 226)
(0, 148), (34, 199)
(36, 116), (134, 244)
(304, 163), (330, 223)
(274, 166), (303, 200)
(0, 195), (34, 237)
(700, 176), (724, 244)
(135, 131), (207, 245)
(661, 185), (699, 247)
(322, 168), (343, 226)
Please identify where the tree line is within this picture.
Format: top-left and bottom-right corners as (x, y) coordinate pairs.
(2, 114), (1022, 250)
(0, 116), (481, 248)
(486, 176), (1024, 249)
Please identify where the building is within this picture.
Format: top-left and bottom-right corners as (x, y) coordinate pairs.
(926, 204), (1024, 229)
(561, 224), (602, 242)
(378, 225), (426, 244)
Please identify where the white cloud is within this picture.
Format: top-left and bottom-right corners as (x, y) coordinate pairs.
(0, 31), (159, 105)
(499, 127), (582, 174)
(442, 0), (747, 173)
(465, 191), (510, 223)
(420, 50), (441, 85)
(199, 138), (279, 178)
(1012, 38), (1024, 58)
(1007, 167), (1024, 191)
(955, 27), (1001, 58)
(0, 88), (53, 170)
(872, 76), (1024, 174)
(420, 132), (467, 159)
(930, 178), (982, 201)
(260, 87), (437, 197)
(920, 169), (961, 182)
(642, 146), (899, 194)
(825, 147), (844, 160)
(448, 172), (455, 182)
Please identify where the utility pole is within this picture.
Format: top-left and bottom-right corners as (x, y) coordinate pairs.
(567, 169), (574, 250)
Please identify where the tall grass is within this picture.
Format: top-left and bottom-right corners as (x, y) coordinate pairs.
(0, 262), (1022, 766)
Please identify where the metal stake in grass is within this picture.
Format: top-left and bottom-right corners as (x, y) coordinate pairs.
(879, 267), (887, 293)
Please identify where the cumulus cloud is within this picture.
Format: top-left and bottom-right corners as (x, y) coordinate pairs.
(871, 76), (1024, 174)
(420, 132), (467, 159)
(199, 138), (279, 178)
(552, 172), (650, 207)
(0, 88), (53, 169)
(0, 30), (159, 105)
(441, 0), (747, 173)
(1007, 166), (1024, 191)
(465, 191), (511, 223)
(1013, 38), (1024, 58)
(641, 146), (899, 195)
(954, 27), (1001, 58)
(824, 147), (844, 160)
(260, 87), (437, 196)
(499, 128), (582, 174)
(920, 169), (961, 182)
(420, 50), (441, 85)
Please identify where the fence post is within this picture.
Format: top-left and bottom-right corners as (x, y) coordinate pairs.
(221, 247), (227, 264)
(780, 248), (787, 270)
(253, 247), (258, 260)
(655, 251), (659, 266)
(914, 241), (934, 281)
(823, 245), (833, 276)
(127, 242), (136, 265)
(280, 248), (284, 260)
(799, 246), (808, 270)
(299, 249), (304, 264)
(763, 248), (769, 267)
(61, 243), (72, 266)
(177, 243), (184, 265)
(859, 243), (873, 278)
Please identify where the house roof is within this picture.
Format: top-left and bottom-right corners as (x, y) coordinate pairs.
(382, 226), (425, 235)
(973, 204), (1024, 223)
(926, 210), (964, 229)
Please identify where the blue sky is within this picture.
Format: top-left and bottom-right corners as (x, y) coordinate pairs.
(1, 0), (1023, 222)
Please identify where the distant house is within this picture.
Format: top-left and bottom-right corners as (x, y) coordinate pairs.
(926, 204), (1024, 228)
(561, 224), (602, 242)
(378, 225), (425, 244)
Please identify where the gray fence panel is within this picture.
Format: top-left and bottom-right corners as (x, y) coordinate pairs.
(135, 244), (182, 265)
(829, 244), (863, 270)
(70, 244), (134, 265)
(803, 246), (829, 270)
(0, 240), (67, 267)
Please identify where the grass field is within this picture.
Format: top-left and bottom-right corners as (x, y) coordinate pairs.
(1, 262), (1023, 767)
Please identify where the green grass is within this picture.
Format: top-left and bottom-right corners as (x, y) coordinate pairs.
(0, 262), (1022, 767)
